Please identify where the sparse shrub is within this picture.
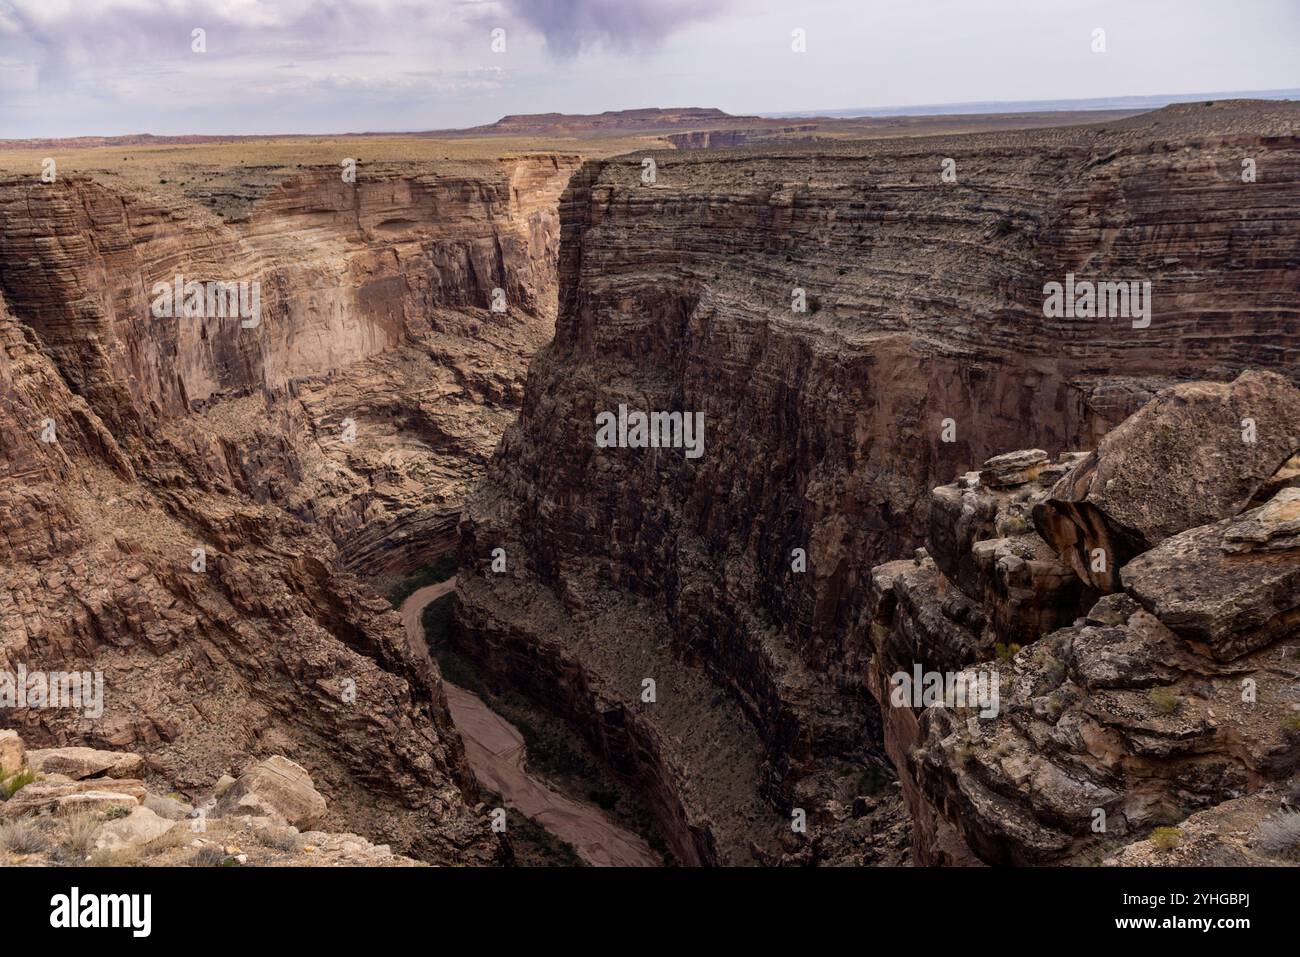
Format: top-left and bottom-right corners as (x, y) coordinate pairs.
(140, 821), (191, 856)
(1283, 713), (1300, 737)
(256, 826), (303, 853)
(0, 768), (36, 799)
(103, 804), (131, 821)
(855, 765), (889, 797)
(0, 818), (51, 854)
(1148, 687), (1181, 715)
(87, 846), (141, 867)
(190, 843), (231, 867)
(58, 813), (102, 861)
(1255, 810), (1300, 859)
(1150, 826), (1182, 852)
(998, 514), (1029, 536)
(995, 642), (1022, 662)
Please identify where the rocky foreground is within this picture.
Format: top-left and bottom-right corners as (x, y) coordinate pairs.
(870, 371), (1300, 865)
(0, 732), (421, 866)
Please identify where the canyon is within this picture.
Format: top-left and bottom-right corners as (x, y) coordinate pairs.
(0, 146), (584, 863)
(454, 99), (1300, 865)
(1, 99), (1298, 866)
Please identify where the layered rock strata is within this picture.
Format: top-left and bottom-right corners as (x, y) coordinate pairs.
(456, 101), (1300, 863)
(1, 155), (578, 863)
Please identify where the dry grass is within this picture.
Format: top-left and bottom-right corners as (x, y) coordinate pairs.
(189, 843), (232, 867)
(255, 826), (304, 853)
(0, 818), (51, 854)
(133, 820), (197, 860)
(86, 845), (142, 867)
(1255, 809), (1300, 859)
(58, 812), (102, 861)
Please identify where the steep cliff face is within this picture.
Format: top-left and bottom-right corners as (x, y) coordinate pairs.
(456, 101), (1300, 862)
(0, 155), (577, 863)
(0, 155), (578, 577)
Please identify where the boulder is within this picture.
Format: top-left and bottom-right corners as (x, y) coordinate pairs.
(94, 805), (177, 852)
(26, 747), (144, 781)
(143, 792), (193, 821)
(979, 449), (1048, 488)
(1035, 371), (1300, 591)
(1251, 453), (1300, 506)
(1121, 498), (1300, 660)
(0, 730), (24, 778)
(212, 756), (326, 828)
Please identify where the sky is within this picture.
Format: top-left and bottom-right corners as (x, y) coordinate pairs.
(1, 0), (1297, 138)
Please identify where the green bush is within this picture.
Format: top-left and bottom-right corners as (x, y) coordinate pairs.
(1150, 827), (1182, 852)
(1148, 687), (1181, 715)
(0, 768), (36, 800)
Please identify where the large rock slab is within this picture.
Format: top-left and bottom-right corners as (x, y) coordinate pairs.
(1121, 495), (1300, 661)
(212, 755), (327, 828)
(0, 778), (147, 818)
(1222, 487), (1300, 554)
(94, 805), (177, 851)
(26, 747), (144, 781)
(1035, 371), (1300, 591)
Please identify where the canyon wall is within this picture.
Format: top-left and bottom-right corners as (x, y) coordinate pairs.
(0, 155), (577, 861)
(456, 101), (1300, 863)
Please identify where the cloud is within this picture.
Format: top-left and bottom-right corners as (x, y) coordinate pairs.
(503, 0), (731, 57)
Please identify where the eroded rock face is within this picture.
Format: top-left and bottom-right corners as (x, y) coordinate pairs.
(0, 155), (580, 864)
(457, 102), (1300, 863)
(868, 370), (1300, 866)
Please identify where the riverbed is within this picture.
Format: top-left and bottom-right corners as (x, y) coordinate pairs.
(400, 579), (659, 867)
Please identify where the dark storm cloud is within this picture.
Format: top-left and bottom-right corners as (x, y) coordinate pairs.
(504, 0), (731, 57)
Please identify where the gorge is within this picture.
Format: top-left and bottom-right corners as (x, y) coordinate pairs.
(2, 99), (1298, 867)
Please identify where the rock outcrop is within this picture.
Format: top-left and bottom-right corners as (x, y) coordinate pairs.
(1033, 371), (1300, 591)
(868, 371), (1300, 865)
(456, 101), (1300, 863)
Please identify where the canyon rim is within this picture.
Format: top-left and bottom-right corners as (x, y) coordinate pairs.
(0, 0), (1298, 941)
